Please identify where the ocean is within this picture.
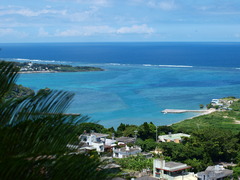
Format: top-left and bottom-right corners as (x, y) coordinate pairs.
(1, 42), (240, 128)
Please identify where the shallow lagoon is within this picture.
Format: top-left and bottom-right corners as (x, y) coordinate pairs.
(17, 63), (240, 128)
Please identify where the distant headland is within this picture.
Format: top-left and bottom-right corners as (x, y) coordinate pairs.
(3, 61), (104, 73)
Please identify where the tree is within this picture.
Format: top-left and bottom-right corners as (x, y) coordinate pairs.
(77, 122), (105, 134)
(137, 122), (155, 140)
(136, 138), (158, 152)
(157, 126), (174, 134)
(116, 123), (126, 136)
(122, 125), (138, 137)
(114, 154), (153, 171)
(0, 61), (111, 180)
(206, 104), (213, 109)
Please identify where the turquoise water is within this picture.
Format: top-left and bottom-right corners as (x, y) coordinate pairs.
(1, 42), (240, 128)
(16, 64), (240, 128)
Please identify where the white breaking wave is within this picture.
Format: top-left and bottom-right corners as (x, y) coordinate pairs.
(158, 65), (193, 68)
(143, 64), (193, 68)
(0, 58), (69, 64)
(107, 63), (122, 66)
(98, 63), (193, 68)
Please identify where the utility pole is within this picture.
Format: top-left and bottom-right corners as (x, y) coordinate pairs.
(155, 124), (158, 142)
(134, 130), (138, 144)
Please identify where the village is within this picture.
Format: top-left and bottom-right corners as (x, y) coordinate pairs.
(66, 129), (234, 180)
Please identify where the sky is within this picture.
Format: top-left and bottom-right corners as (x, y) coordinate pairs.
(1, 0), (240, 43)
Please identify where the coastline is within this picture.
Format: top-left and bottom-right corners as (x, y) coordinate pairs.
(18, 71), (58, 74)
(6, 60), (105, 74)
(18, 69), (104, 74)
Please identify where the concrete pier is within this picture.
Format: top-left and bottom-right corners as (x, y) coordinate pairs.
(161, 109), (209, 114)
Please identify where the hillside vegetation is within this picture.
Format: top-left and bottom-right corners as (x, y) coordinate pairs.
(172, 99), (240, 134)
(5, 84), (34, 100)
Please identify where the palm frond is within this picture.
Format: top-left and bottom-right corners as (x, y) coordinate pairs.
(0, 61), (19, 101)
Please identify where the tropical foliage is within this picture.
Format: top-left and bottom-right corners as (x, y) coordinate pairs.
(114, 155), (153, 171)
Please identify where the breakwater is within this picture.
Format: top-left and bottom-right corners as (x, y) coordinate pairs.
(162, 109), (209, 114)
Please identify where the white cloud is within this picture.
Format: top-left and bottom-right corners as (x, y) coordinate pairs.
(117, 24), (154, 34)
(54, 24), (154, 37)
(198, 6), (212, 11)
(0, 28), (14, 36)
(55, 29), (81, 37)
(147, 0), (177, 11)
(55, 25), (115, 37)
(50, 0), (111, 7)
(208, 11), (240, 15)
(235, 33), (240, 38)
(68, 7), (98, 22)
(0, 8), (67, 17)
(81, 0), (110, 6)
(38, 28), (49, 37)
(0, 28), (28, 37)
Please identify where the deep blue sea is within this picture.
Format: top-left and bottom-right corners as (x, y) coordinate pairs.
(1, 42), (240, 128)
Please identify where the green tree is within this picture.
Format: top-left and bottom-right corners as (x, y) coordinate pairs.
(122, 125), (138, 137)
(136, 138), (158, 151)
(114, 155), (153, 171)
(116, 123), (126, 136)
(77, 122), (105, 134)
(137, 122), (155, 140)
(157, 126), (174, 134)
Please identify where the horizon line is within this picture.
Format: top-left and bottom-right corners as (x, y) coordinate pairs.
(1, 41), (240, 44)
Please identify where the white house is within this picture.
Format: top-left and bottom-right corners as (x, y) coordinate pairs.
(197, 165), (233, 180)
(79, 132), (109, 152)
(113, 145), (141, 158)
(116, 137), (136, 145)
(158, 133), (190, 143)
(153, 159), (197, 180)
(211, 99), (223, 106)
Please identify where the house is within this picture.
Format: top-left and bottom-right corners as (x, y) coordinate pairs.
(211, 99), (220, 104)
(116, 137), (136, 145)
(197, 165), (233, 180)
(79, 132), (109, 152)
(158, 133), (190, 143)
(105, 138), (117, 146)
(113, 145), (142, 158)
(100, 163), (121, 174)
(211, 99), (223, 107)
(141, 152), (153, 159)
(104, 138), (117, 152)
(153, 159), (197, 180)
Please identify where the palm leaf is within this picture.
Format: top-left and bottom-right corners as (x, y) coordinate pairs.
(0, 61), (19, 101)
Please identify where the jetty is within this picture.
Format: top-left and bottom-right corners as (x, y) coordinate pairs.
(161, 109), (209, 114)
